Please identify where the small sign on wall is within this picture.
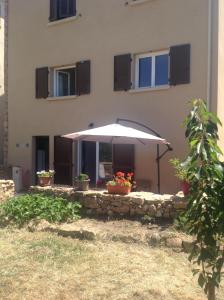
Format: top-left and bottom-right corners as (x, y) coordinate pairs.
(16, 143), (30, 148)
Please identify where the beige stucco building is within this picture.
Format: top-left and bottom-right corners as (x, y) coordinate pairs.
(6, 0), (224, 193)
(0, 0), (6, 165)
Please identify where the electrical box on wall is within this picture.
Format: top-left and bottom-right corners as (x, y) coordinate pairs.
(12, 166), (23, 192)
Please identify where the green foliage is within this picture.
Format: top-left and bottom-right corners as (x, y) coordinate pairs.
(182, 99), (224, 299)
(169, 158), (188, 181)
(174, 214), (190, 233)
(77, 173), (89, 181)
(0, 193), (81, 226)
(36, 170), (55, 178)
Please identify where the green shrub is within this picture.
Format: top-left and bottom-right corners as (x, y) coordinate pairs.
(0, 193), (81, 226)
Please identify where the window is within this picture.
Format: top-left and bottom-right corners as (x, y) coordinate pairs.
(114, 45), (190, 92)
(36, 60), (91, 99)
(49, 0), (76, 22)
(54, 66), (76, 97)
(135, 51), (169, 89)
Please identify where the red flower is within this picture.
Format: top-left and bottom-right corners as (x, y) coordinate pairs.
(127, 172), (134, 178)
(116, 171), (125, 177)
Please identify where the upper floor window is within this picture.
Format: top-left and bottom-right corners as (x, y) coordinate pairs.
(54, 66), (76, 97)
(49, 0), (76, 22)
(36, 60), (91, 99)
(135, 51), (169, 89)
(114, 44), (191, 92)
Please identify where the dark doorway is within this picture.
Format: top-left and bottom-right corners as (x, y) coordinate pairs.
(54, 136), (73, 185)
(35, 136), (49, 183)
(82, 141), (96, 184)
(113, 144), (135, 174)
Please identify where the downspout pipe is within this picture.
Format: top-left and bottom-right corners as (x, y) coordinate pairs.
(207, 0), (212, 111)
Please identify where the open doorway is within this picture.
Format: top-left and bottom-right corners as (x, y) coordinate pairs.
(98, 143), (113, 181)
(34, 136), (49, 183)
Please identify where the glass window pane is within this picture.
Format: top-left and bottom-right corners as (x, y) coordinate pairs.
(155, 54), (169, 86)
(58, 72), (69, 96)
(139, 57), (152, 88)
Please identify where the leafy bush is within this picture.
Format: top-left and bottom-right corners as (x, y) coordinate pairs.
(169, 158), (188, 181)
(0, 193), (81, 226)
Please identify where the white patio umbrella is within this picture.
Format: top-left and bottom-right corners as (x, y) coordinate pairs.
(63, 123), (172, 193)
(62, 123), (167, 145)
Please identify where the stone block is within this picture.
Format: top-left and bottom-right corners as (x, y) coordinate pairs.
(83, 197), (99, 209)
(131, 197), (144, 206)
(111, 205), (130, 214)
(174, 201), (188, 209)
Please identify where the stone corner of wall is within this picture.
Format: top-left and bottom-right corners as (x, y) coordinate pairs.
(0, 179), (15, 202)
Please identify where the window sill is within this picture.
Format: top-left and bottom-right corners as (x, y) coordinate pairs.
(47, 95), (77, 101)
(47, 15), (80, 27)
(129, 85), (170, 93)
(126, 0), (154, 7)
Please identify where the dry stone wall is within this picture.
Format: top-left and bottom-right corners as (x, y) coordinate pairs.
(30, 186), (187, 219)
(0, 180), (15, 202)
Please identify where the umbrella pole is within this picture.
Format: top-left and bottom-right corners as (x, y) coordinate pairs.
(157, 144), (161, 194)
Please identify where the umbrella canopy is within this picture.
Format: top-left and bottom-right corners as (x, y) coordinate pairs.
(62, 123), (168, 145)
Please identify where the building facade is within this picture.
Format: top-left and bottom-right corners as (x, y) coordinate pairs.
(7, 0), (224, 193)
(0, 0), (6, 166)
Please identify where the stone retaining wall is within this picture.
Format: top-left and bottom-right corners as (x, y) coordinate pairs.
(30, 186), (187, 219)
(0, 180), (15, 202)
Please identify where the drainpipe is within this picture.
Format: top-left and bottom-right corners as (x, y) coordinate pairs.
(207, 0), (212, 111)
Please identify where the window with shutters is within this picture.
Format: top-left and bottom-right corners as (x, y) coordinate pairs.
(53, 66), (76, 97)
(49, 0), (76, 22)
(135, 50), (169, 90)
(36, 60), (91, 99)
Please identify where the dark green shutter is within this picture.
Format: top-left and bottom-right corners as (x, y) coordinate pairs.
(170, 44), (191, 85)
(36, 67), (49, 99)
(114, 54), (132, 91)
(76, 60), (91, 95)
(49, 0), (58, 22)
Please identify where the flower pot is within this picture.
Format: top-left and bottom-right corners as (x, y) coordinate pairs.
(76, 180), (90, 191)
(38, 176), (52, 187)
(107, 185), (131, 195)
(180, 181), (190, 196)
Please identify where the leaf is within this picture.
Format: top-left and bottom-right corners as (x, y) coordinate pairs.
(198, 273), (206, 288)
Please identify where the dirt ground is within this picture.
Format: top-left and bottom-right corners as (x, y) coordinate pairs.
(0, 220), (223, 300)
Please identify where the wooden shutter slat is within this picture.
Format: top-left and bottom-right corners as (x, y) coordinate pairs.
(36, 67), (49, 99)
(49, 0), (58, 22)
(54, 136), (73, 185)
(70, 0), (76, 16)
(114, 54), (132, 91)
(76, 60), (91, 95)
(58, 0), (76, 19)
(170, 44), (191, 85)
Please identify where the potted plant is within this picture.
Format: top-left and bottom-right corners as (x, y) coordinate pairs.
(170, 158), (190, 195)
(75, 173), (90, 191)
(106, 171), (134, 195)
(36, 170), (55, 187)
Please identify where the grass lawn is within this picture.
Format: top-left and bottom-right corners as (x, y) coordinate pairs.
(0, 228), (223, 300)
